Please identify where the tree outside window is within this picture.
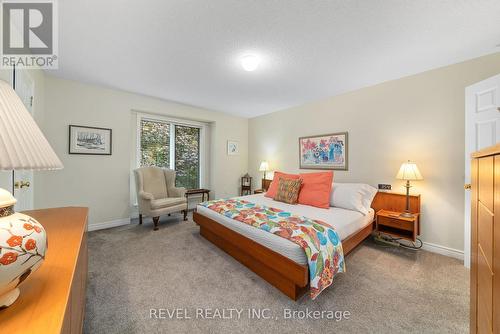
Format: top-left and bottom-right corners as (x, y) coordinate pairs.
(139, 119), (201, 189)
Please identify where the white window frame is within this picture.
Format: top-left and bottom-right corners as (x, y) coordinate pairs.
(136, 112), (207, 189)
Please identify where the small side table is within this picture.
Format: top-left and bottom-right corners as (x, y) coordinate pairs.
(376, 209), (419, 242)
(185, 188), (210, 202)
(254, 189), (265, 194)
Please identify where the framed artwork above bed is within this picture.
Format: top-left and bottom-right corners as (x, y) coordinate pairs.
(299, 132), (348, 170)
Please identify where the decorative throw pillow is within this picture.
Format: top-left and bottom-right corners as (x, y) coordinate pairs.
(297, 171), (334, 208)
(265, 171), (300, 198)
(273, 178), (302, 204)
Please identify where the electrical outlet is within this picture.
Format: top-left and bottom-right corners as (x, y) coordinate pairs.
(378, 184), (392, 190)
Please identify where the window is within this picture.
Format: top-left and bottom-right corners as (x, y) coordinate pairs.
(140, 119), (170, 168)
(138, 114), (204, 189)
(174, 125), (200, 189)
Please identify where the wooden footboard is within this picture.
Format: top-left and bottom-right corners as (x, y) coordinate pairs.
(194, 211), (308, 300)
(193, 211), (374, 300)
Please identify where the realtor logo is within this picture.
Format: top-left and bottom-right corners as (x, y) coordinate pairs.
(1, 0), (58, 69)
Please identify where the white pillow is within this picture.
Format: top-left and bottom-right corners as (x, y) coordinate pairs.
(330, 183), (377, 215)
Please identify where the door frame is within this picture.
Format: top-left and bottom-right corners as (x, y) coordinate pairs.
(13, 68), (35, 211)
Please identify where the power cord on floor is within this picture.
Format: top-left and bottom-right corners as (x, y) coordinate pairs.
(374, 233), (423, 250)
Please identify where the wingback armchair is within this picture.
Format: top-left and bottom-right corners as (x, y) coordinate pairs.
(134, 167), (188, 230)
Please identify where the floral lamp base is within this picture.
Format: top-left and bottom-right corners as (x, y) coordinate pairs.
(0, 189), (47, 309)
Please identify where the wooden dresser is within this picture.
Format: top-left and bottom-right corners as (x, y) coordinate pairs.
(0, 207), (88, 334)
(471, 145), (500, 333)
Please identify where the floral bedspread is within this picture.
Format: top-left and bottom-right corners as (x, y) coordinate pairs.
(200, 198), (345, 299)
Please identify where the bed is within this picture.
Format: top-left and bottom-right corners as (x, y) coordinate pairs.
(193, 190), (408, 300)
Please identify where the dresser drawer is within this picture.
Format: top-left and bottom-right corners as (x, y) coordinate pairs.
(377, 215), (415, 232)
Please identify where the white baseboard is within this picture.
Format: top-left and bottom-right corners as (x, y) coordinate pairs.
(422, 241), (464, 261)
(88, 218), (131, 232)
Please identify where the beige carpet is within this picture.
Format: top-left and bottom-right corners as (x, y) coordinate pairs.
(84, 213), (469, 334)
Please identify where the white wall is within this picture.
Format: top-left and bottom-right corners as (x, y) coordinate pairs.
(35, 76), (248, 227)
(5, 53), (500, 256)
(248, 52), (500, 253)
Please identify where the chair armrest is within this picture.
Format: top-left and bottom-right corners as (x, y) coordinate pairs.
(169, 187), (186, 198)
(138, 191), (154, 200)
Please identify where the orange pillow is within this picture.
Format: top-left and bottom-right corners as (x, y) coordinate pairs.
(265, 171), (300, 198)
(297, 171), (334, 208)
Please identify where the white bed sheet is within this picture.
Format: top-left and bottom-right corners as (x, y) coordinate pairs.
(196, 194), (374, 265)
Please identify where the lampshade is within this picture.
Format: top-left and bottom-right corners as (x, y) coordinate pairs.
(259, 161), (269, 172)
(396, 161), (423, 181)
(0, 80), (62, 171)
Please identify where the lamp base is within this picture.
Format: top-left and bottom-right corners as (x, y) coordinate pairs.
(400, 211), (415, 218)
(0, 189), (47, 309)
(0, 287), (19, 308)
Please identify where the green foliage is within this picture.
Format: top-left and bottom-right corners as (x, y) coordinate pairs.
(174, 125), (200, 189)
(140, 120), (170, 168)
(140, 120), (200, 189)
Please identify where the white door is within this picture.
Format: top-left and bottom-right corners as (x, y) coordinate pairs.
(13, 70), (35, 211)
(464, 73), (500, 268)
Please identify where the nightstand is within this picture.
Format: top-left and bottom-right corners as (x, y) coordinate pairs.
(376, 209), (419, 242)
(254, 189), (265, 194)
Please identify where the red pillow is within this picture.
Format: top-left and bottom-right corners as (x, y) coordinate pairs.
(297, 171), (334, 208)
(265, 171), (300, 198)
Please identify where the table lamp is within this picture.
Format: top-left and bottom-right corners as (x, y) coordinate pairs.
(259, 161), (269, 180)
(396, 160), (423, 218)
(0, 79), (63, 308)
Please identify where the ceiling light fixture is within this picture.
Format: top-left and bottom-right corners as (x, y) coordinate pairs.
(241, 54), (260, 71)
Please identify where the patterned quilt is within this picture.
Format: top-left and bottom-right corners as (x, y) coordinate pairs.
(199, 198), (345, 299)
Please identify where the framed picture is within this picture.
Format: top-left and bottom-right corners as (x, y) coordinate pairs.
(69, 125), (112, 155)
(227, 140), (239, 155)
(299, 132), (348, 170)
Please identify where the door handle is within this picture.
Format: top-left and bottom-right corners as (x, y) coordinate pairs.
(464, 183), (471, 190)
(14, 181), (30, 189)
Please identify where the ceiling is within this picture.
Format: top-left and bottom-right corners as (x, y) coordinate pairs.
(53, 0), (500, 118)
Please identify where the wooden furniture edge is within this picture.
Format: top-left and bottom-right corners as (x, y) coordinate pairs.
(371, 192), (421, 214)
(376, 210), (419, 242)
(193, 210), (374, 300)
(470, 158), (479, 332)
(371, 191), (421, 235)
(28, 207), (89, 334)
(0, 207), (89, 334)
(193, 212), (308, 285)
(471, 142), (500, 158)
(185, 189), (210, 196)
(262, 179), (272, 191)
(342, 221), (375, 254)
(193, 191), (421, 301)
(25, 207), (89, 293)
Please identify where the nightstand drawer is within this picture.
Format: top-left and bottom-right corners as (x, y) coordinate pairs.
(377, 215), (414, 231)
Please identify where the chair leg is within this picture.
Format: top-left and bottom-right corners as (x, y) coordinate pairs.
(139, 214), (143, 225)
(183, 210), (188, 221)
(152, 216), (160, 231)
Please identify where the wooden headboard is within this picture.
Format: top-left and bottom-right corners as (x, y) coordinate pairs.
(262, 178), (272, 191)
(371, 191), (421, 214)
